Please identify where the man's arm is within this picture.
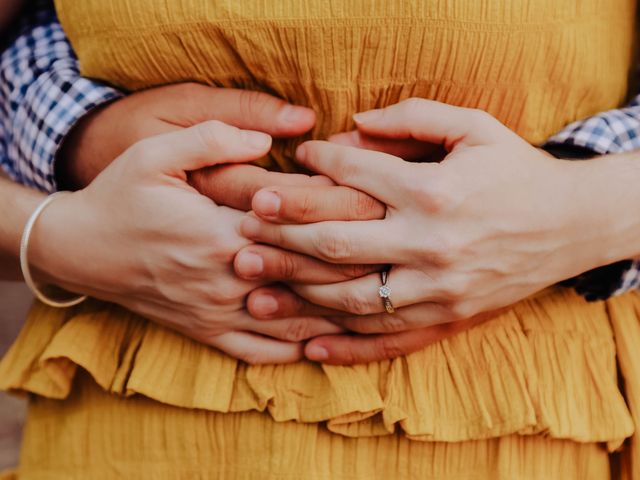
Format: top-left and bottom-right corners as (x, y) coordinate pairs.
(544, 94), (640, 300)
(0, 0), (122, 193)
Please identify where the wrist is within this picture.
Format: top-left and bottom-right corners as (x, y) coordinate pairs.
(559, 153), (640, 271)
(55, 96), (124, 190)
(56, 105), (109, 190)
(27, 191), (90, 290)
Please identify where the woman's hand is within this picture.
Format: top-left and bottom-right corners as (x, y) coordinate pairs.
(30, 121), (352, 364)
(241, 99), (617, 363)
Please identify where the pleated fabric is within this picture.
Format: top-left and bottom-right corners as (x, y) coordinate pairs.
(54, 0), (635, 169)
(2, 0), (640, 477)
(6, 371), (618, 479)
(2, 289), (640, 478)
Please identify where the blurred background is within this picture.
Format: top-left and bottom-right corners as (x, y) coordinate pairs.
(0, 281), (31, 470)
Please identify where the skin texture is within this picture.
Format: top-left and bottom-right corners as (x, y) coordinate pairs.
(58, 83), (380, 283)
(0, 177), (45, 280)
(240, 98), (640, 365)
(2, 85), (384, 363)
(17, 84), (640, 366)
(30, 121), (349, 364)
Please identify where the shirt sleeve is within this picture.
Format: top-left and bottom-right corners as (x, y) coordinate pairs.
(0, 0), (123, 193)
(545, 94), (640, 300)
(546, 95), (640, 155)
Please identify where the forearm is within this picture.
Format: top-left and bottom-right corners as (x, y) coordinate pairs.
(539, 93), (640, 299)
(0, 176), (45, 280)
(0, 1), (122, 192)
(564, 151), (640, 278)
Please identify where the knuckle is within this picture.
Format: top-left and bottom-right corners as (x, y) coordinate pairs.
(336, 160), (363, 184)
(375, 336), (406, 360)
(283, 320), (312, 342)
(238, 90), (271, 118)
(126, 138), (159, 170)
(208, 284), (243, 306)
(340, 290), (374, 315)
(340, 347), (357, 365)
(377, 314), (406, 333)
(189, 308), (219, 334)
(349, 191), (381, 219)
(314, 228), (353, 262)
(418, 234), (460, 267)
(447, 301), (475, 321)
(208, 237), (237, 262)
(466, 108), (496, 127)
(407, 171), (453, 214)
(402, 97), (428, 114)
(439, 275), (469, 301)
(277, 252), (299, 279)
(338, 264), (375, 279)
(291, 192), (316, 222)
(194, 120), (228, 152)
(171, 81), (202, 95)
(237, 350), (264, 365)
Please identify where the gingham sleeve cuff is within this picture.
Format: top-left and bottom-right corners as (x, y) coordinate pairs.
(0, 1), (122, 193)
(545, 95), (640, 299)
(546, 95), (640, 155)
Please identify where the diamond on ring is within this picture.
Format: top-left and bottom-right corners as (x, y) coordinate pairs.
(379, 269), (395, 314)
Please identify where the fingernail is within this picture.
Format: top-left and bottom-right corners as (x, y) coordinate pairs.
(306, 344), (329, 361)
(240, 216), (262, 238)
(353, 109), (383, 125)
(235, 251), (264, 278)
(252, 295), (279, 315)
(242, 130), (272, 150)
(279, 105), (310, 124)
(253, 190), (281, 217)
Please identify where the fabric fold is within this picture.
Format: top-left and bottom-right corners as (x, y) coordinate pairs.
(0, 287), (634, 448)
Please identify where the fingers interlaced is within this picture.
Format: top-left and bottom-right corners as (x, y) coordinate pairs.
(189, 164), (329, 210)
(240, 217), (396, 264)
(208, 331), (303, 365)
(235, 245), (380, 284)
(302, 326), (458, 365)
(246, 286), (345, 319)
(251, 185), (385, 224)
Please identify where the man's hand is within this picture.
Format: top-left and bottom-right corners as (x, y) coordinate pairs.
(57, 83), (317, 190)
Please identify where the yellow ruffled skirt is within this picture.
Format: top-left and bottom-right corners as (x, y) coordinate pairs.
(2, 287), (640, 478)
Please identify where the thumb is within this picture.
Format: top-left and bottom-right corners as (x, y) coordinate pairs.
(351, 99), (508, 151)
(130, 120), (272, 176)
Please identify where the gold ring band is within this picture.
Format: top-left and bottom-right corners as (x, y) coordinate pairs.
(378, 269), (395, 314)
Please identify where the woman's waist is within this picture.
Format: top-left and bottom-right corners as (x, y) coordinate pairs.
(55, 0), (635, 148)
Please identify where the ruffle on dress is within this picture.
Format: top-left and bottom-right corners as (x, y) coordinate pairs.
(0, 287), (634, 451)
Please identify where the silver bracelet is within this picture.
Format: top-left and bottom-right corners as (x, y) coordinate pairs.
(19, 192), (87, 308)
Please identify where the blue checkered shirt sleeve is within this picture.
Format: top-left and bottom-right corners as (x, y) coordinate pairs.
(0, 1), (122, 193)
(546, 95), (640, 299)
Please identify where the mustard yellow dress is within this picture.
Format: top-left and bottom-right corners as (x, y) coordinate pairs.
(2, 0), (640, 478)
